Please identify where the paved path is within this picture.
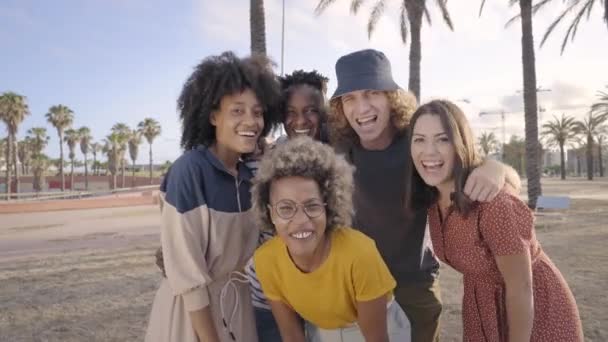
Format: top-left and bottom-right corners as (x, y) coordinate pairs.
(0, 206), (160, 260)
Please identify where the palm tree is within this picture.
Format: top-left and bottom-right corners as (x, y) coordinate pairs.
(91, 142), (102, 176)
(78, 127), (92, 190)
(138, 118), (162, 185)
(478, 131), (500, 157)
(251, 0), (267, 55)
(17, 138), (33, 175)
(46, 105), (74, 191)
(103, 133), (121, 189)
(111, 123), (130, 188)
(539, 0), (608, 54)
(30, 154), (50, 193)
(315, 0), (453, 101)
(503, 135), (527, 176)
(27, 127), (50, 192)
(0, 138), (6, 172)
(480, 0), (542, 208)
(592, 90), (608, 116)
(0, 92), (31, 198)
(128, 129), (143, 188)
(541, 114), (578, 180)
(64, 128), (80, 190)
(597, 133), (607, 177)
(574, 111), (608, 180)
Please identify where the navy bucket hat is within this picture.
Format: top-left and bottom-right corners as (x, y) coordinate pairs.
(331, 49), (401, 99)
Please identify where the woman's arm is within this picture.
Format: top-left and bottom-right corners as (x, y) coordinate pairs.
(269, 300), (306, 342)
(357, 294), (390, 342)
(189, 307), (221, 342)
(495, 251), (534, 342)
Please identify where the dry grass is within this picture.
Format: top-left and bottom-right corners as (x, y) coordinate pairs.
(0, 178), (606, 341)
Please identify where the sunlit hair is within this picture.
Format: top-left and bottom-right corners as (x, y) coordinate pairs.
(403, 99), (482, 216)
(251, 136), (354, 233)
(327, 89), (417, 148)
(177, 51), (282, 150)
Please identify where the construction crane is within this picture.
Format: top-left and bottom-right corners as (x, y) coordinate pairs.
(478, 110), (520, 160)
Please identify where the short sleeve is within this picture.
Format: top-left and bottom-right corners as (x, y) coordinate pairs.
(479, 191), (535, 256)
(254, 242), (284, 302)
(352, 238), (396, 302)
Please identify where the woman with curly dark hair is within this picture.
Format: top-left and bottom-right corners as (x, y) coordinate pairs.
(252, 137), (411, 342)
(145, 51), (281, 342)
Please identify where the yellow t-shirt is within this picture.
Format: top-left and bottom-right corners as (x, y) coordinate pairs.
(254, 227), (396, 329)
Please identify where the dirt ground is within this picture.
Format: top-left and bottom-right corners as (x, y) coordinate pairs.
(0, 177), (606, 341)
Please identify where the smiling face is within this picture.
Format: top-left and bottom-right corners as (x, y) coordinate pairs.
(268, 176), (327, 261)
(211, 88), (264, 156)
(340, 89), (395, 150)
(284, 85), (323, 140)
(411, 113), (456, 190)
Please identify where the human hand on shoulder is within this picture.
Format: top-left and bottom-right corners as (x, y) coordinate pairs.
(465, 159), (505, 202)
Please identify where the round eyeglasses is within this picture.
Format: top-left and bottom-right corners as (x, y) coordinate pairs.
(269, 199), (326, 220)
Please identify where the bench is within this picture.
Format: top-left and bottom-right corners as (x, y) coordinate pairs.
(536, 196), (571, 210)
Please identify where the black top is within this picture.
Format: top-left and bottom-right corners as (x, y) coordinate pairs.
(348, 133), (439, 284)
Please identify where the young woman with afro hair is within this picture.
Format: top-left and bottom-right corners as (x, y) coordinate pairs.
(145, 51), (282, 342)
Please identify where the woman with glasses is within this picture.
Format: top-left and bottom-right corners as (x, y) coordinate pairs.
(251, 136), (411, 342)
(245, 69), (330, 342)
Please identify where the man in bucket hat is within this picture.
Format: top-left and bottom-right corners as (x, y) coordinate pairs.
(327, 49), (521, 342)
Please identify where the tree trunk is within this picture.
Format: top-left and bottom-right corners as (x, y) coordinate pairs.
(59, 132), (65, 191)
(250, 0), (267, 56)
(599, 142), (604, 177)
(5, 134), (12, 198)
(121, 159), (126, 188)
(70, 159), (75, 190)
(586, 134), (593, 180)
(149, 143), (153, 185)
(407, 6), (423, 102)
(559, 142), (566, 180)
(519, 0), (542, 208)
(576, 153), (581, 176)
(13, 139), (19, 195)
(93, 153), (97, 176)
(84, 153), (89, 190)
(132, 159), (136, 188)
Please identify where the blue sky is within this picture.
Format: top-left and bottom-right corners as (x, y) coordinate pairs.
(1, 0), (607, 164)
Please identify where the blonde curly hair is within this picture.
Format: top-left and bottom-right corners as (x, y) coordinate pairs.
(328, 89), (418, 148)
(251, 136), (354, 233)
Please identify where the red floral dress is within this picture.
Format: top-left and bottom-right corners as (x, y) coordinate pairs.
(428, 191), (583, 341)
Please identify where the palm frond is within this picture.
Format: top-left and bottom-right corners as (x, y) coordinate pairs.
(423, 5), (432, 26)
(503, 0), (554, 28)
(367, 0), (386, 38)
(505, 13), (520, 28)
(350, 0), (366, 14)
(591, 91), (608, 114)
(559, 2), (593, 54)
(540, 1), (581, 47)
(604, 0), (608, 27)
(435, 0), (454, 30)
(533, 0), (556, 15)
(399, 1), (409, 43)
(314, 0), (339, 16)
(478, 0), (486, 17)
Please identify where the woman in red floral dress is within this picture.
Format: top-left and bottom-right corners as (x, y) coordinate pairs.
(403, 100), (583, 341)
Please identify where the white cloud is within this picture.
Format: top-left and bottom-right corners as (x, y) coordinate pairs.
(186, 0), (606, 155)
